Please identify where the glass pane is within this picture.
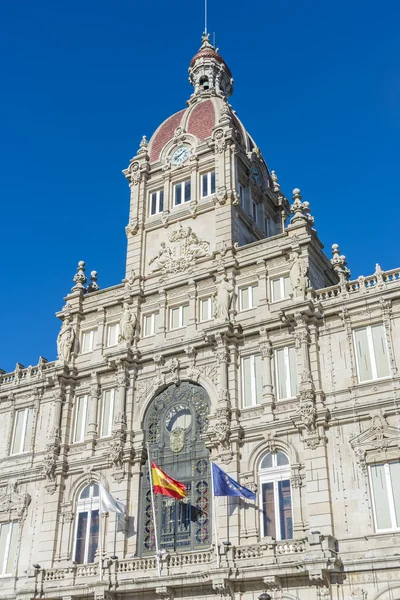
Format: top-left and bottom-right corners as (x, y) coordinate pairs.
(202, 174), (207, 197)
(371, 325), (390, 378)
(275, 349), (287, 400)
(254, 354), (263, 404)
(171, 308), (179, 329)
(0, 523), (9, 574)
(260, 453), (273, 469)
(354, 328), (373, 382)
(175, 183), (182, 205)
(241, 288), (249, 310)
(144, 315), (154, 336)
(182, 305), (188, 326)
(277, 451), (289, 466)
(252, 285), (259, 308)
(370, 464), (392, 530)
(389, 461), (400, 527)
(107, 324), (118, 347)
(92, 484), (99, 497)
(184, 181), (191, 202)
(74, 397), (85, 442)
(210, 171), (216, 193)
(272, 279), (281, 301)
(288, 347), (298, 397)
(262, 482), (276, 538)
(159, 190), (164, 212)
(252, 202), (257, 221)
(80, 485), (91, 499)
(242, 357), (252, 407)
(283, 276), (292, 298)
(75, 511), (88, 563)
(23, 408), (34, 452)
(6, 523), (18, 574)
(151, 193), (157, 215)
(200, 299), (210, 321)
(101, 390), (113, 437)
(278, 480), (293, 539)
(87, 510), (99, 563)
(12, 410), (24, 454)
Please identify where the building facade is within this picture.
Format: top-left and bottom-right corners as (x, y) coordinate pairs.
(1, 34), (400, 600)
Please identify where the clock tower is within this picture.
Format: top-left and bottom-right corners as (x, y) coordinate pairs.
(123, 34), (289, 281)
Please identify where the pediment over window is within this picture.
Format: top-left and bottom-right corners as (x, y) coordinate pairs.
(0, 482), (31, 522)
(350, 413), (400, 470)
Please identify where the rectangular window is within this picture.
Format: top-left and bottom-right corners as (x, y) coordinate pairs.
(11, 408), (34, 455)
(239, 184), (244, 206)
(242, 354), (263, 407)
(0, 522), (18, 575)
(354, 324), (390, 382)
(262, 479), (293, 540)
(265, 216), (270, 236)
(81, 329), (96, 354)
(106, 323), (119, 348)
(199, 297), (213, 322)
(150, 189), (164, 215)
(239, 285), (259, 311)
(170, 305), (189, 330)
(275, 347), (298, 400)
(201, 171), (216, 198)
(143, 313), (156, 337)
(173, 180), (191, 206)
(252, 200), (258, 223)
(370, 461), (400, 531)
(100, 389), (115, 438)
(73, 395), (89, 443)
(271, 276), (292, 302)
(75, 509), (99, 564)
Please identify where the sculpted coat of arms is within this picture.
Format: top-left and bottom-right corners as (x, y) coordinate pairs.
(149, 223), (210, 275)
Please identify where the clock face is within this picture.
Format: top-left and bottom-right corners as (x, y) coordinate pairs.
(171, 146), (190, 166)
(165, 403), (192, 432)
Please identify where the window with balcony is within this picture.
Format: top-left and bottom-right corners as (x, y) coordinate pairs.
(100, 389), (116, 438)
(105, 323), (119, 348)
(242, 354), (263, 407)
(353, 325), (390, 382)
(239, 284), (259, 311)
(173, 180), (191, 206)
(275, 346), (298, 400)
(10, 408), (34, 455)
(150, 189), (164, 216)
(370, 461), (400, 531)
(81, 329), (96, 354)
(259, 451), (293, 540)
(73, 395), (89, 443)
(170, 305), (189, 330)
(143, 313), (156, 337)
(201, 171), (216, 198)
(74, 484), (99, 564)
(0, 522), (18, 575)
(271, 276), (292, 302)
(199, 297), (213, 322)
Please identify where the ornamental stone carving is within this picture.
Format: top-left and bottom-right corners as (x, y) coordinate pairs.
(213, 276), (234, 322)
(57, 317), (75, 362)
(118, 303), (137, 345)
(0, 482), (31, 521)
(149, 223), (210, 275)
(289, 253), (308, 298)
(350, 412), (400, 471)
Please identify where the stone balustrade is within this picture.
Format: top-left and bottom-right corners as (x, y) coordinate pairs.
(314, 265), (400, 301)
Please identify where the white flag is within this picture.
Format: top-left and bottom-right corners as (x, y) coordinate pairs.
(99, 483), (126, 515)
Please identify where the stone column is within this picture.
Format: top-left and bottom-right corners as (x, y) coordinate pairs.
(259, 329), (274, 413)
(114, 364), (129, 432)
(86, 372), (100, 446)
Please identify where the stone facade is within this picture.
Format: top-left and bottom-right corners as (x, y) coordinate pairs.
(0, 34), (400, 600)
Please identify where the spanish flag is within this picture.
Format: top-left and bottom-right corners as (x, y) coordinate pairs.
(151, 462), (187, 500)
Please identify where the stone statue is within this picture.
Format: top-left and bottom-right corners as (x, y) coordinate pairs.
(289, 254), (308, 297)
(213, 276), (234, 321)
(57, 317), (75, 362)
(118, 303), (137, 345)
(149, 242), (173, 271)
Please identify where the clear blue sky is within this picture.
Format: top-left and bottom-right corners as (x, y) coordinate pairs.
(0, 0), (399, 372)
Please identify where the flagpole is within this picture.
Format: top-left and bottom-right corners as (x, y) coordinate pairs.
(147, 444), (161, 577)
(210, 462), (221, 568)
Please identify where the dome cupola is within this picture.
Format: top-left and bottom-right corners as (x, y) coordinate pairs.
(188, 33), (234, 101)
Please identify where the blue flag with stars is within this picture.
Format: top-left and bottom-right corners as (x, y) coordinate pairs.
(211, 462), (256, 500)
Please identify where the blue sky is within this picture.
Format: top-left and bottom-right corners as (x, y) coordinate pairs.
(0, 0), (399, 372)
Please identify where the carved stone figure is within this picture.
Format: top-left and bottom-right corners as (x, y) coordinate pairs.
(110, 439), (124, 469)
(214, 420), (231, 449)
(290, 254), (308, 297)
(57, 317), (75, 362)
(118, 303), (137, 345)
(149, 242), (173, 271)
(149, 224), (210, 275)
(213, 276), (234, 321)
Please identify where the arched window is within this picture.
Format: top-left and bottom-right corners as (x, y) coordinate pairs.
(199, 76), (210, 90)
(74, 484), (99, 564)
(258, 451), (293, 540)
(140, 382), (210, 554)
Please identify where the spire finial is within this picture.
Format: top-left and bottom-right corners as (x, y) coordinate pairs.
(87, 270), (99, 293)
(204, 0), (208, 35)
(71, 261), (87, 293)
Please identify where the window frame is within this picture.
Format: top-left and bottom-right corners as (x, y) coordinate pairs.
(201, 171), (216, 198)
(73, 484), (100, 564)
(149, 189), (164, 216)
(274, 346), (298, 400)
(100, 388), (116, 438)
(10, 407), (34, 456)
(241, 353), (263, 407)
(258, 451), (293, 541)
(353, 324), (390, 383)
(238, 284), (258, 311)
(105, 323), (119, 348)
(199, 297), (213, 322)
(369, 461), (400, 532)
(173, 179), (191, 206)
(143, 313), (156, 337)
(270, 275), (291, 303)
(251, 199), (258, 224)
(73, 395), (89, 444)
(169, 305), (189, 330)
(0, 521), (18, 576)
(81, 329), (96, 354)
